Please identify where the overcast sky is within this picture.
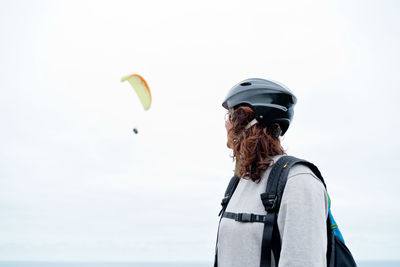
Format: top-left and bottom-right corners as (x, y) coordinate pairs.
(1, 0), (399, 263)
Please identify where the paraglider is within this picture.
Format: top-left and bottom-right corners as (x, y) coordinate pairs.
(121, 74), (151, 134)
(121, 74), (151, 110)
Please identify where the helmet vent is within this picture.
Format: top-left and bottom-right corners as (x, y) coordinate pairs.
(240, 82), (252, 86)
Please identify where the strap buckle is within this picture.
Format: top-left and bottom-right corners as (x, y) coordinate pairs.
(220, 196), (230, 207)
(219, 195), (232, 216)
(260, 193), (278, 212)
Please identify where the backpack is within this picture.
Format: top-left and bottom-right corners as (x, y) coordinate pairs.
(214, 155), (357, 267)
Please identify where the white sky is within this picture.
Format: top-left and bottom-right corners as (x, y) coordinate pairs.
(1, 0), (399, 262)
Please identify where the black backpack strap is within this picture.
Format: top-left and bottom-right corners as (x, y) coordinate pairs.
(214, 176), (240, 267)
(259, 156), (326, 267)
(259, 155), (295, 267)
(219, 175), (240, 216)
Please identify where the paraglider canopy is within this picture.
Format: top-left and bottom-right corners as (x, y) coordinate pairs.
(121, 74), (152, 110)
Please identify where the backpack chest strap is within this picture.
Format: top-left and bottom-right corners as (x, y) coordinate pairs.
(223, 211), (268, 223)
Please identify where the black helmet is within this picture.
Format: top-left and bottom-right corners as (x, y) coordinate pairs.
(222, 78), (297, 136)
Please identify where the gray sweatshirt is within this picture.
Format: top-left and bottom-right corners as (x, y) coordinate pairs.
(217, 154), (329, 267)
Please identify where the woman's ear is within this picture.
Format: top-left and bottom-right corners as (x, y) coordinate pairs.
(268, 123), (281, 138)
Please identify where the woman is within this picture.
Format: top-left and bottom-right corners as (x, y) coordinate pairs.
(214, 78), (329, 267)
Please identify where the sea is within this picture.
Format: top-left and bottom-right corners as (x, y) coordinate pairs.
(0, 262), (399, 267)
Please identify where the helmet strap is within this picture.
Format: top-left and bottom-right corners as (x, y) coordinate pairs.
(245, 118), (258, 130)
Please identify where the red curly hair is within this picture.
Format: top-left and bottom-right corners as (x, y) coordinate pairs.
(226, 105), (285, 183)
